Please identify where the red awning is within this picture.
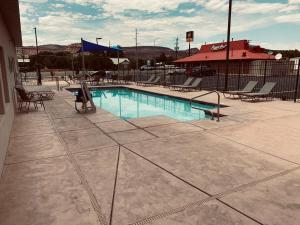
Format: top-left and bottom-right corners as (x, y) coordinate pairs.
(175, 50), (275, 63)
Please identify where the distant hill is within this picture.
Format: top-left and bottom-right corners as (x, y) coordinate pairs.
(122, 46), (199, 59)
(17, 44), (199, 60)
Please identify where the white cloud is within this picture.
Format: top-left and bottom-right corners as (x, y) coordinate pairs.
(52, 4), (65, 8)
(233, 1), (299, 14)
(289, 0), (300, 4)
(64, 0), (99, 6)
(275, 13), (300, 23)
(19, 0), (300, 50)
(261, 41), (300, 50)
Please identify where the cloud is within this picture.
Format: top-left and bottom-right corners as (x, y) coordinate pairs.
(19, 0), (300, 50)
(20, 0), (48, 3)
(233, 1), (299, 14)
(52, 4), (65, 8)
(289, 0), (300, 4)
(275, 13), (300, 23)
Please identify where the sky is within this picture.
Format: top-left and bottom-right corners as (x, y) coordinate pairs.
(19, 0), (300, 50)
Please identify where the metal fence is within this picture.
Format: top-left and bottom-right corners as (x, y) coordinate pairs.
(130, 60), (300, 101)
(205, 60), (300, 101)
(19, 60), (300, 102)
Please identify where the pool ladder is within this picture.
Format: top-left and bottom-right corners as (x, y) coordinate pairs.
(189, 91), (221, 122)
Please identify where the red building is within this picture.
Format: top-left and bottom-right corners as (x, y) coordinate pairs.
(175, 40), (275, 74)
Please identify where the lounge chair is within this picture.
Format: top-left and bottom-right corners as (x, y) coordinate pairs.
(137, 74), (155, 86)
(87, 70), (106, 85)
(15, 86), (45, 112)
(170, 77), (194, 90)
(240, 82), (276, 101)
(223, 81), (258, 98)
(142, 76), (161, 86)
(177, 78), (202, 91)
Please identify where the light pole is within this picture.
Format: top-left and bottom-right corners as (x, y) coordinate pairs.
(224, 0), (232, 91)
(153, 38), (159, 74)
(96, 37), (102, 44)
(34, 27), (42, 85)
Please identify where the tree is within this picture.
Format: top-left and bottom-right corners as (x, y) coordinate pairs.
(156, 52), (167, 63)
(272, 49), (300, 59)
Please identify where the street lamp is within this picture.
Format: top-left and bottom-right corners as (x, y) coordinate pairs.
(33, 27), (42, 85)
(153, 38), (159, 75)
(96, 37), (102, 44)
(224, 0), (233, 91)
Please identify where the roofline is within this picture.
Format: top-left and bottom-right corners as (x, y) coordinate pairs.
(0, 0), (23, 46)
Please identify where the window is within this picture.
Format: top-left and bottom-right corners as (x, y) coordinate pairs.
(0, 47), (10, 103)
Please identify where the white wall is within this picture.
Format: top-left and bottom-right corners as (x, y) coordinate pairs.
(0, 16), (18, 174)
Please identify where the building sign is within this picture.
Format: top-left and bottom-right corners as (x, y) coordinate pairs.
(186, 31), (194, 42)
(211, 44), (227, 51)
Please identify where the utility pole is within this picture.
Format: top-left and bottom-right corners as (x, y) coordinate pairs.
(34, 27), (42, 85)
(224, 0), (233, 91)
(175, 37), (179, 60)
(135, 28), (139, 70)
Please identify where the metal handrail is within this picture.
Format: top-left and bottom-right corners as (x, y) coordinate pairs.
(189, 91), (221, 122)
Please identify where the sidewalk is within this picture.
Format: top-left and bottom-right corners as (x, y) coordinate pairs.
(0, 89), (299, 225)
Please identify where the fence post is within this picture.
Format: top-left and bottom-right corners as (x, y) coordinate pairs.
(294, 62), (300, 102)
(263, 60), (267, 85)
(216, 63), (220, 91)
(56, 77), (60, 91)
(163, 63), (166, 84)
(237, 60), (241, 90)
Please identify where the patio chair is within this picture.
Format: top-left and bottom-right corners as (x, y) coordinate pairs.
(136, 74), (155, 86)
(142, 76), (161, 86)
(24, 86), (55, 100)
(240, 82), (276, 101)
(223, 81), (258, 98)
(170, 77), (194, 90)
(75, 81), (96, 113)
(15, 86), (45, 113)
(177, 77), (202, 91)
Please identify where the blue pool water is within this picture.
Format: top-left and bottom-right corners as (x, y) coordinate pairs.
(88, 88), (215, 121)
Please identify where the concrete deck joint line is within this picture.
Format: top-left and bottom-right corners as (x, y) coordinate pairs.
(120, 145), (267, 225)
(109, 146), (121, 225)
(217, 199), (263, 225)
(124, 119), (160, 138)
(93, 120), (276, 225)
(45, 110), (109, 225)
(129, 165), (300, 225)
(206, 129), (300, 166)
(4, 154), (66, 166)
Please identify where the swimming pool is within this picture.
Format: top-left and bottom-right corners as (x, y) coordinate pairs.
(87, 88), (216, 121)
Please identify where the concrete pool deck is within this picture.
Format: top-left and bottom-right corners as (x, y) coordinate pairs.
(0, 84), (300, 225)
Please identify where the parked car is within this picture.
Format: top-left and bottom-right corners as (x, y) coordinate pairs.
(189, 66), (216, 77)
(168, 67), (186, 74)
(140, 65), (154, 70)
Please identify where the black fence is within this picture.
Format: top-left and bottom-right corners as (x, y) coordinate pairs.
(19, 60), (300, 102)
(131, 60), (300, 101)
(204, 60), (300, 101)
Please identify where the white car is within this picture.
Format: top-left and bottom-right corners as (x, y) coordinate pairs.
(140, 65), (154, 70)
